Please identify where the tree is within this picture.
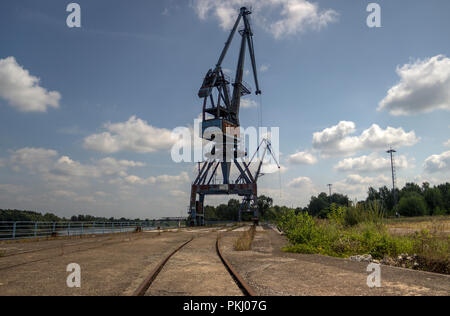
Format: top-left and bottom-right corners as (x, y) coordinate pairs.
(400, 183), (422, 199)
(437, 183), (450, 213)
(423, 187), (444, 215)
(307, 193), (329, 217)
(397, 193), (427, 217)
(256, 195), (273, 219)
(330, 193), (350, 207)
(378, 186), (396, 213)
(367, 187), (380, 202)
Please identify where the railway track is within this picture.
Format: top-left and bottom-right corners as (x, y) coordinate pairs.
(133, 232), (256, 296)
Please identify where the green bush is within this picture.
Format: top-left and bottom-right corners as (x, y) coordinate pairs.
(397, 193), (428, 217)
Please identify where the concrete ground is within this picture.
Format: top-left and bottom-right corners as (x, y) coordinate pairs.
(1, 226), (448, 296)
(0, 231), (193, 296)
(221, 227), (450, 296)
(146, 232), (242, 296)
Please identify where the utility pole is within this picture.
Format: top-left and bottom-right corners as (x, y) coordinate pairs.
(327, 184), (333, 204)
(387, 148), (398, 206)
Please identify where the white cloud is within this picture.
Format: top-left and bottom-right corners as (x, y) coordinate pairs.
(260, 64), (270, 72)
(0, 57), (61, 112)
(191, 0), (338, 39)
(288, 176), (313, 188)
(287, 151), (317, 165)
(424, 151), (450, 173)
(9, 147), (58, 174)
(51, 190), (77, 198)
(84, 116), (177, 154)
(312, 121), (419, 157)
(124, 172), (190, 186)
(334, 153), (410, 173)
(378, 55), (450, 116)
(0, 184), (25, 194)
(444, 140), (450, 147)
(334, 174), (391, 199)
(6, 147), (146, 185)
(240, 98), (258, 109)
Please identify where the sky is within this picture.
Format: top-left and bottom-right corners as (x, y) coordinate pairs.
(0, 0), (449, 219)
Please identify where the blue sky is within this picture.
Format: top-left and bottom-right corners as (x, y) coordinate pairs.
(0, 0), (449, 218)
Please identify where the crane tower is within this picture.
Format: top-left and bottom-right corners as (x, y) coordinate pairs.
(188, 7), (279, 226)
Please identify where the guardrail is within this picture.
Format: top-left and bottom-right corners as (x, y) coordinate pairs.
(0, 221), (183, 241)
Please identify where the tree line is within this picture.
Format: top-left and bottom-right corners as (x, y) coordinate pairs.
(204, 182), (450, 221)
(2, 181), (449, 222)
(0, 210), (150, 222)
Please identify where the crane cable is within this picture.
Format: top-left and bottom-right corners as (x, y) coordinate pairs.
(258, 93), (282, 200)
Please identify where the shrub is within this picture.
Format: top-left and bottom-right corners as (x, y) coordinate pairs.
(397, 193), (427, 217)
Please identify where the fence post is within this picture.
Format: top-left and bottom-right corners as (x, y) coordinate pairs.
(52, 222), (56, 234)
(81, 223), (84, 236)
(68, 222), (71, 236)
(12, 222), (16, 240)
(34, 222), (38, 238)
(103, 222), (105, 234)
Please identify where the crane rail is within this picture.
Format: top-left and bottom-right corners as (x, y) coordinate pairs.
(133, 232), (256, 296)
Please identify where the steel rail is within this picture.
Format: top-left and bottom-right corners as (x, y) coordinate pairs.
(133, 237), (194, 296)
(216, 235), (257, 297)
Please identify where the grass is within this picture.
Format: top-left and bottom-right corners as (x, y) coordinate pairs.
(279, 205), (449, 274)
(386, 216), (450, 236)
(234, 226), (256, 251)
(0, 250), (5, 257)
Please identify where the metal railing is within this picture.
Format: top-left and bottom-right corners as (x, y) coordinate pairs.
(0, 221), (184, 241)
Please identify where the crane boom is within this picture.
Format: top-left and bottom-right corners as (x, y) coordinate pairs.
(198, 7), (261, 127)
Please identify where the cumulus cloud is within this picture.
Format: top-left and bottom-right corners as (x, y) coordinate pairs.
(334, 174), (391, 199)
(378, 55), (450, 116)
(334, 153), (410, 173)
(444, 140), (450, 148)
(312, 121), (419, 157)
(0, 57), (61, 112)
(0, 184), (25, 194)
(6, 147), (146, 184)
(287, 151), (317, 165)
(191, 0), (338, 39)
(84, 116), (177, 154)
(424, 151), (450, 173)
(288, 176), (313, 188)
(124, 172), (190, 186)
(260, 64), (270, 72)
(240, 98), (258, 109)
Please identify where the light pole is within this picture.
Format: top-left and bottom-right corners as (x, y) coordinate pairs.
(387, 148), (398, 206)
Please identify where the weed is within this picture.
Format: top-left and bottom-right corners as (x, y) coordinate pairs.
(279, 205), (449, 274)
(234, 226), (256, 251)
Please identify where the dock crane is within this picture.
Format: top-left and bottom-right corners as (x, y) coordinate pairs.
(189, 7), (279, 226)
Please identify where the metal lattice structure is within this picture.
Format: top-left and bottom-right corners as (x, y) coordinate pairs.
(189, 7), (278, 226)
(387, 148), (398, 205)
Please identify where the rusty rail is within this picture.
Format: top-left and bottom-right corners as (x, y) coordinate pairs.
(133, 237), (194, 296)
(216, 235), (257, 297)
